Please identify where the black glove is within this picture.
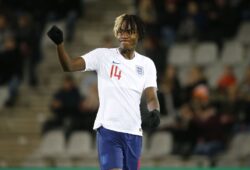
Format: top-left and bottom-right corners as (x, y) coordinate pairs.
(141, 109), (160, 129)
(47, 25), (63, 45)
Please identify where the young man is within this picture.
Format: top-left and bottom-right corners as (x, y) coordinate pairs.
(47, 14), (160, 170)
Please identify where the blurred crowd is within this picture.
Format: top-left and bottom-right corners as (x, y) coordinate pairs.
(135, 0), (250, 76)
(153, 64), (250, 158)
(42, 74), (98, 141)
(0, 0), (84, 107)
(136, 0), (250, 160)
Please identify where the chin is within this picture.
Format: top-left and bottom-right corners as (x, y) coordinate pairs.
(120, 44), (132, 50)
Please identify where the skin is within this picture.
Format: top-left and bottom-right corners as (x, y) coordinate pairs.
(116, 21), (138, 60)
(54, 19), (160, 170)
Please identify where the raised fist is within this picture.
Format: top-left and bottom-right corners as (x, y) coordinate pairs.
(47, 25), (63, 45)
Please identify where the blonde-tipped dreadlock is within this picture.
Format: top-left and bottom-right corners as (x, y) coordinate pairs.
(113, 14), (145, 40)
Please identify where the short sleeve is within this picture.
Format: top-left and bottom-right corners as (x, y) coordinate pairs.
(81, 48), (103, 72)
(144, 59), (157, 89)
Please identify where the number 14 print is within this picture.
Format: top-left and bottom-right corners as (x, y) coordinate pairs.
(110, 65), (122, 80)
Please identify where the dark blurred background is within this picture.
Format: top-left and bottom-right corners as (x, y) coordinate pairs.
(0, 0), (250, 168)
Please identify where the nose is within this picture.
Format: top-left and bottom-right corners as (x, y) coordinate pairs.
(120, 31), (129, 38)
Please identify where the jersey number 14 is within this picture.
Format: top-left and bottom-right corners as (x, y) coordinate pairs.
(110, 65), (121, 80)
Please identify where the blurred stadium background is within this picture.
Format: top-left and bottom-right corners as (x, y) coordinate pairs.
(0, 0), (250, 169)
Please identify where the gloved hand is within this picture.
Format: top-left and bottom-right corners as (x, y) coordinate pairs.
(47, 25), (63, 45)
(141, 109), (160, 129)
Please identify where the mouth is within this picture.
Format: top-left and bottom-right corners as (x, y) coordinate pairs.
(120, 39), (130, 43)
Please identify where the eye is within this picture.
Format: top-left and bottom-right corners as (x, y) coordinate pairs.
(117, 29), (125, 33)
(118, 28), (135, 34)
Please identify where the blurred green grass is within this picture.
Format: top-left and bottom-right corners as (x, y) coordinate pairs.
(0, 168), (249, 170)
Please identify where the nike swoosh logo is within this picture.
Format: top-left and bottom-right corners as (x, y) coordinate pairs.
(112, 61), (120, 64)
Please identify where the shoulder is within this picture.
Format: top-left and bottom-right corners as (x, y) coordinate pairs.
(135, 51), (155, 67)
(84, 48), (115, 58)
(90, 48), (108, 53)
(93, 48), (117, 53)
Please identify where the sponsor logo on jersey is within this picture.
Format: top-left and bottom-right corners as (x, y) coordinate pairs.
(112, 61), (120, 64)
(136, 65), (144, 76)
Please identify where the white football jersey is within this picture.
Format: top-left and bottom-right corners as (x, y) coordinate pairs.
(81, 48), (157, 136)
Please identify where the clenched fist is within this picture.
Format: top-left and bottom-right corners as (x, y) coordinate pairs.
(47, 25), (63, 45)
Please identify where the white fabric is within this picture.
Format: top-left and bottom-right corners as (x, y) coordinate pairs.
(81, 48), (157, 136)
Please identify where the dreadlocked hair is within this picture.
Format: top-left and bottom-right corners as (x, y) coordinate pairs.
(113, 14), (145, 41)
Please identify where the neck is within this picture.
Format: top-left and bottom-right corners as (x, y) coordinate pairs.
(119, 48), (135, 60)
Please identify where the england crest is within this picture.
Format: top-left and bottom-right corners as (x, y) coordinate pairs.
(136, 65), (144, 76)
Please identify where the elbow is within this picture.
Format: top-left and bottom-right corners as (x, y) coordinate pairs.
(63, 68), (71, 72)
(63, 68), (73, 72)
(62, 65), (72, 72)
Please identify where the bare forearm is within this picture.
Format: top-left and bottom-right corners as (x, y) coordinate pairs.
(142, 88), (161, 129)
(47, 25), (86, 72)
(57, 44), (73, 71)
(56, 44), (85, 72)
(144, 87), (160, 112)
(147, 98), (160, 112)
